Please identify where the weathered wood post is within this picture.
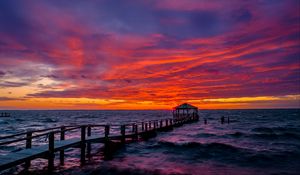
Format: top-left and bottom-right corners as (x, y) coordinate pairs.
(80, 126), (86, 165)
(121, 125), (126, 144)
(25, 131), (32, 169)
(170, 119), (173, 126)
(87, 125), (92, 159)
(48, 132), (55, 171)
(134, 124), (138, 140)
(104, 125), (110, 144)
(142, 122), (144, 131)
(221, 116), (225, 124)
(60, 126), (65, 165)
(149, 121), (151, 129)
(153, 121), (156, 130)
(104, 125), (110, 153)
(105, 125), (110, 139)
(132, 123), (135, 133)
(26, 132), (32, 149)
(160, 120), (163, 128)
(104, 125), (112, 158)
(145, 123), (148, 131)
(166, 119), (169, 127)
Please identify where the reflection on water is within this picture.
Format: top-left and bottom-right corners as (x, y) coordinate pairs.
(0, 109), (299, 175)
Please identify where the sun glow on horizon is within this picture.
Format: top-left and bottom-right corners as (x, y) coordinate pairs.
(1, 94), (299, 110)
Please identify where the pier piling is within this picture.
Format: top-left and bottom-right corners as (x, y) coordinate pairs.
(134, 124), (138, 140)
(48, 132), (55, 171)
(25, 131), (32, 169)
(121, 125), (125, 144)
(132, 124), (135, 133)
(80, 126), (86, 165)
(87, 125), (92, 158)
(60, 126), (65, 165)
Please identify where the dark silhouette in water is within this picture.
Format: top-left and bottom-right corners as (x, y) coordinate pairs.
(204, 118), (207, 124)
(0, 112), (10, 117)
(221, 116), (225, 124)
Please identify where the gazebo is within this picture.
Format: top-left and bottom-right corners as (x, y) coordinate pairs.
(172, 103), (199, 122)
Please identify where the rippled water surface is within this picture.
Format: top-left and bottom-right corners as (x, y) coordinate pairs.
(0, 109), (299, 175)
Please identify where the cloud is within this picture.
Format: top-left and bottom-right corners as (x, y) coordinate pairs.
(0, 71), (5, 77)
(0, 81), (29, 88)
(0, 97), (25, 101)
(0, 0), (299, 109)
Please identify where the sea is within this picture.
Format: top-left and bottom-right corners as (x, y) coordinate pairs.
(0, 109), (299, 175)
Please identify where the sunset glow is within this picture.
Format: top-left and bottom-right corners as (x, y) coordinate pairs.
(0, 0), (299, 109)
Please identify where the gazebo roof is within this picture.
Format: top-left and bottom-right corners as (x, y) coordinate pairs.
(174, 103), (198, 110)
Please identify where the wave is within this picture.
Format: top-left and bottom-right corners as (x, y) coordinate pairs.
(196, 133), (216, 137)
(252, 126), (300, 134)
(252, 127), (274, 133)
(158, 141), (243, 152)
(250, 132), (300, 140)
(43, 118), (58, 123)
(227, 132), (245, 138)
(225, 130), (300, 140)
(88, 165), (174, 175)
(152, 141), (300, 168)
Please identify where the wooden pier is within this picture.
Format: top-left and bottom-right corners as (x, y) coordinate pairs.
(0, 115), (199, 172)
(0, 112), (10, 118)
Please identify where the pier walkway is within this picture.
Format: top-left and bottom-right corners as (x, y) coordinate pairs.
(0, 115), (199, 172)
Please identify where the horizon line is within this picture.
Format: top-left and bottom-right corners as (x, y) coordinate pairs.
(0, 108), (299, 111)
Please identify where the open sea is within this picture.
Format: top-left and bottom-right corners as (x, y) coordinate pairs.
(0, 109), (299, 175)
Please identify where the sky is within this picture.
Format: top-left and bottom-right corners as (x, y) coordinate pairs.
(0, 0), (299, 110)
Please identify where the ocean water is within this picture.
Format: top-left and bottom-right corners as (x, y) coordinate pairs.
(0, 109), (299, 175)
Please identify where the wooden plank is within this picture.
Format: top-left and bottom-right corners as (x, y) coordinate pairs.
(0, 138), (82, 170)
(0, 146), (48, 170)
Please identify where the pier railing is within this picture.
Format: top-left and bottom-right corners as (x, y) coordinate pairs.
(0, 115), (199, 172)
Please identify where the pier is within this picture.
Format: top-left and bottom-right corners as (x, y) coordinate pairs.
(0, 112), (199, 172)
(0, 112), (10, 118)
